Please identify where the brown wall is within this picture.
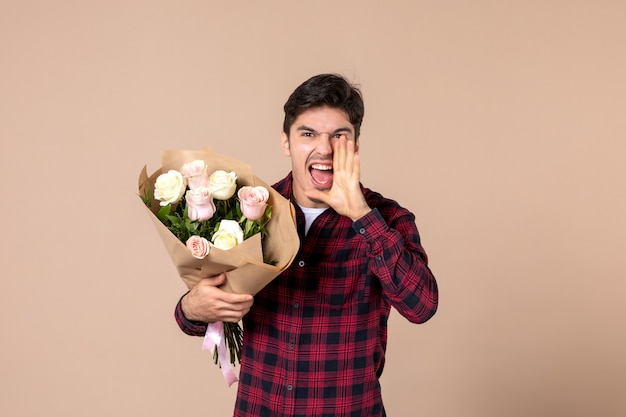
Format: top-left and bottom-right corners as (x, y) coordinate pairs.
(1, 1), (624, 416)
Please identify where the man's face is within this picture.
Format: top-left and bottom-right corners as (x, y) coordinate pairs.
(281, 106), (357, 208)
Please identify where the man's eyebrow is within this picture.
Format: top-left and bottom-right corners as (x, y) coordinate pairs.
(296, 125), (317, 133)
(295, 125), (354, 134)
(332, 126), (354, 134)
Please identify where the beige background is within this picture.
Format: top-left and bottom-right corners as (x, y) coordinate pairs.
(1, 1), (624, 416)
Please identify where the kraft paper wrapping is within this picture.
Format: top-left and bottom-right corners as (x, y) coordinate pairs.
(138, 148), (299, 295)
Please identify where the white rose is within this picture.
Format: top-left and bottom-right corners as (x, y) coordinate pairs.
(212, 219), (244, 250)
(154, 170), (186, 206)
(209, 170), (237, 200)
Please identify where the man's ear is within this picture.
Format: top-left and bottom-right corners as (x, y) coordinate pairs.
(281, 132), (291, 156)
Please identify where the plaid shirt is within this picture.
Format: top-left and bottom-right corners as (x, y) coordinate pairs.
(175, 173), (438, 416)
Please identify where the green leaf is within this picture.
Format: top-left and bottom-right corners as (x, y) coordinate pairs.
(157, 205), (171, 223)
(139, 186), (152, 207)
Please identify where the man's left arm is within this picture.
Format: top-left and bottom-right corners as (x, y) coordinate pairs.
(353, 207), (438, 323)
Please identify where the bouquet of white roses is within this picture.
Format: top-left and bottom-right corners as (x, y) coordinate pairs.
(138, 148), (299, 385)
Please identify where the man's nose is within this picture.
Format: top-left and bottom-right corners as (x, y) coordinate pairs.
(317, 133), (334, 153)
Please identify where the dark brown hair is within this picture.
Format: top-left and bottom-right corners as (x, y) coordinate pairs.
(283, 74), (365, 140)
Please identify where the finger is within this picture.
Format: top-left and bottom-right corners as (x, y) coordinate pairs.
(221, 313), (248, 323)
(349, 141), (361, 181)
(344, 137), (356, 176)
(223, 292), (254, 304)
(219, 298), (254, 322)
(198, 273), (226, 287)
(333, 136), (347, 173)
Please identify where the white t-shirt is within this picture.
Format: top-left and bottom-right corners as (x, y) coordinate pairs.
(299, 205), (328, 235)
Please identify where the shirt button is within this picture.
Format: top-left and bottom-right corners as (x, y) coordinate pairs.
(298, 260), (305, 267)
(287, 385), (293, 391)
(293, 302), (300, 308)
(289, 343), (295, 349)
(359, 227), (366, 234)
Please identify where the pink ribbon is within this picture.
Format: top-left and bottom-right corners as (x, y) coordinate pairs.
(202, 322), (239, 386)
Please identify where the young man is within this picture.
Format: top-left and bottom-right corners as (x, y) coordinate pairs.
(175, 74), (438, 416)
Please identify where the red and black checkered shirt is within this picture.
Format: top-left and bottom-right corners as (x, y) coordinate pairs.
(175, 173), (438, 416)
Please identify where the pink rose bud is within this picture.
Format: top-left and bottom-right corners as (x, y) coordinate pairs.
(185, 187), (216, 221)
(181, 160), (210, 190)
(238, 186), (269, 221)
(186, 235), (211, 259)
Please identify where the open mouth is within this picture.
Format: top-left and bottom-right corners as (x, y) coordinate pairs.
(309, 163), (333, 187)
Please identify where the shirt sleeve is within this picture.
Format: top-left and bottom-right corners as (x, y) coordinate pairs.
(352, 207), (438, 323)
(174, 292), (209, 336)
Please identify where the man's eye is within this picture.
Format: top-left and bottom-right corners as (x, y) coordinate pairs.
(334, 133), (347, 139)
(302, 132), (315, 137)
